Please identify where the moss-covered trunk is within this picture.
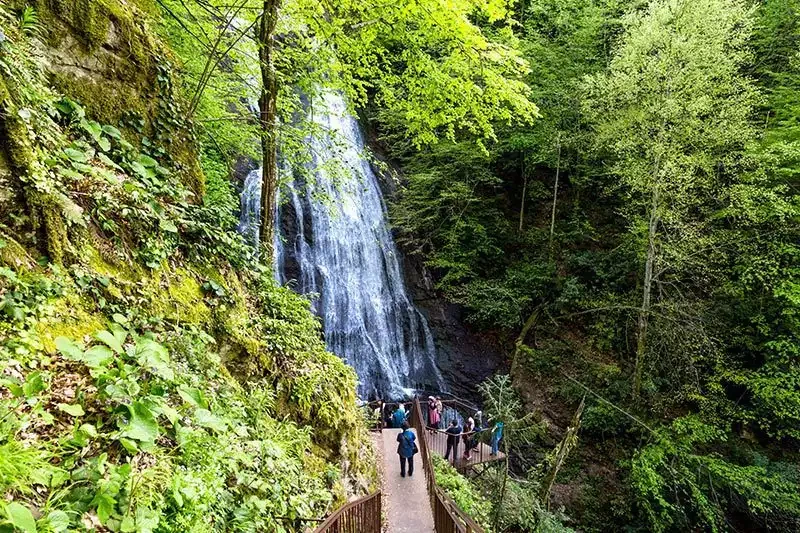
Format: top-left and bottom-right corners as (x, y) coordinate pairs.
(257, 0), (281, 254)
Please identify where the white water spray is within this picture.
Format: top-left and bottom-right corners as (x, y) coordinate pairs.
(239, 92), (445, 398)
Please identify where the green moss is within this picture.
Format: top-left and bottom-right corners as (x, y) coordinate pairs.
(51, 71), (152, 127)
(0, 87), (69, 264)
(165, 271), (211, 324)
(37, 295), (106, 353)
(0, 230), (34, 271)
(39, 0), (154, 66)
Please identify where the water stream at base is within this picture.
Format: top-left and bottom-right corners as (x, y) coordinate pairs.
(238, 92), (445, 399)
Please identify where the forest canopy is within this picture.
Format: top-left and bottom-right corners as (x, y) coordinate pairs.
(0, 0), (798, 531)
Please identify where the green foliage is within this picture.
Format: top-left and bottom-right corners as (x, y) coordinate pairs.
(0, 6), (376, 532)
(631, 415), (800, 532)
(382, 0), (800, 531)
(471, 468), (574, 533)
(432, 455), (494, 531)
(0, 321), (353, 532)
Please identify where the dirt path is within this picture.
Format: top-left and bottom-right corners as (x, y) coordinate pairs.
(378, 428), (434, 533)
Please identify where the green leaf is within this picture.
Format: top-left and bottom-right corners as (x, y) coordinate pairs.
(122, 402), (159, 442)
(22, 371), (46, 397)
(57, 403), (85, 417)
(5, 381), (24, 398)
(63, 148), (88, 163)
(135, 339), (174, 380)
(130, 161), (154, 180)
(81, 345), (114, 368)
(93, 492), (115, 524)
(95, 330), (124, 354)
(102, 125), (121, 139)
(108, 323), (128, 347)
(120, 516), (136, 533)
(80, 119), (103, 143)
(55, 337), (84, 360)
(119, 438), (139, 454)
(6, 502), (37, 533)
(46, 510), (70, 532)
(55, 98), (83, 117)
(97, 136), (111, 152)
(177, 386), (207, 409)
(159, 218), (178, 233)
(195, 409), (226, 432)
(79, 423), (98, 438)
(138, 154), (158, 168)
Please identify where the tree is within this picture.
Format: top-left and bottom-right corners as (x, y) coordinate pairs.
(250, 0), (539, 254)
(256, 0), (280, 247)
(584, 0), (758, 398)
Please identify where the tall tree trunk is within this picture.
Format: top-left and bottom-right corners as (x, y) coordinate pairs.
(518, 154), (527, 233)
(511, 305), (542, 377)
(539, 396), (585, 509)
(257, 0), (281, 255)
(548, 135), (561, 254)
(633, 155), (661, 399)
(493, 446), (510, 531)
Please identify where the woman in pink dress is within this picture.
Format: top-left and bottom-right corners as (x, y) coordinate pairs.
(428, 396), (441, 433)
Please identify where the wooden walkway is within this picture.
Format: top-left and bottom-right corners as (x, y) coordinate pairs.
(379, 428), (434, 533)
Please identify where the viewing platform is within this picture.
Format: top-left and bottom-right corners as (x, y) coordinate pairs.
(426, 429), (506, 470)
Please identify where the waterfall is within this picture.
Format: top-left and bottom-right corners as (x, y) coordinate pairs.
(237, 167), (262, 248)
(239, 92), (445, 399)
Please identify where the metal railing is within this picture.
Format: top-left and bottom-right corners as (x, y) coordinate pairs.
(411, 397), (485, 533)
(314, 491), (381, 533)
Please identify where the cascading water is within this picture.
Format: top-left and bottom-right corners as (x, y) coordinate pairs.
(238, 92), (445, 399)
(237, 167), (262, 248)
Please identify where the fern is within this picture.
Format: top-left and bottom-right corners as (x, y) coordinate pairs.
(17, 6), (40, 37)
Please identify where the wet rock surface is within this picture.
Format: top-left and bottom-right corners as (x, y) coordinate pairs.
(401, 254), (507, 402)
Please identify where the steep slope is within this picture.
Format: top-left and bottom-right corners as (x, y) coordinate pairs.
(0, 3), (376, 532)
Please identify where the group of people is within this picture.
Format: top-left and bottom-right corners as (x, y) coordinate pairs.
(384, 397), (504, 479)
(427, 396), (504, 465)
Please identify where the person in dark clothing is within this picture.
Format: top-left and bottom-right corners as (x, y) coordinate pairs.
(444, 419), (461, 463)
(396, 422), (417, 477)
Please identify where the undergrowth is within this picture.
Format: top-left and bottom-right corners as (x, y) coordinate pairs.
(0, 4), (376, 532)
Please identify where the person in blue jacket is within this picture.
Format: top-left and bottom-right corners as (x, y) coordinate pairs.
(396, 422), (417, 477)
(490, 420), (504, 456)
(392, 404), (407, 428)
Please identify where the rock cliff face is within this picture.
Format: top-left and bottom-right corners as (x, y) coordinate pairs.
(364, 125), (506, 401)
(401, 252), (507, 401)
(6, 0), (204, 194)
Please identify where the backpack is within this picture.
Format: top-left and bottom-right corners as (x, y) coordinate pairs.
(398, 430), (419, 455)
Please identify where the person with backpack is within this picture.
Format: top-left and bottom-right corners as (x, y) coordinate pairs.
(396, 422), (417, 477)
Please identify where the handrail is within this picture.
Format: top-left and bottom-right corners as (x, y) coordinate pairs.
(314, 490), (381, 533)
(411, 397), (485, 533)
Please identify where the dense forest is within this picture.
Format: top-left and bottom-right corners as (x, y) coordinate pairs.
(385, 1), (800, 531)
(0, 0), (798, 532)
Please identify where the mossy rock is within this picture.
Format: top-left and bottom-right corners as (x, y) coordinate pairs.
(0, 231), (35, 271)
(37, 295), (107, 353)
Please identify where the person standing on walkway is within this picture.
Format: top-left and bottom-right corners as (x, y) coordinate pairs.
(396, 422), (417, 477)
(462, 417), (475, 461)
(427, 396), (441, 433)
(444, 418), (461, 463)
(490, 420), (504, 456)
(392, 404), (407, 428)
